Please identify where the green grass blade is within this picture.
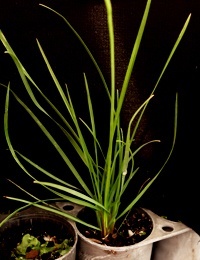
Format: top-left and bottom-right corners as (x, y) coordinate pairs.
(39, 4), (110, 99)
(3, 197), (100, 230)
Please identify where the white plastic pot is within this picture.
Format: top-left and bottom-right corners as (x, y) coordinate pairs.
(56, 201), (200, 260)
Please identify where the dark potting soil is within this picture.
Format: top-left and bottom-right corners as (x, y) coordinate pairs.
(77, 207), (153, 247)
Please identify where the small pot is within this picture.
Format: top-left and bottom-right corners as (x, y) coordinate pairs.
(75, 206), (154, 260)
(0, 206), (77, 260)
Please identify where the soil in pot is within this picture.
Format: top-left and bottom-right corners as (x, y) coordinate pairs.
(76, 207), (153, 247)
(0, 212), (76, 259)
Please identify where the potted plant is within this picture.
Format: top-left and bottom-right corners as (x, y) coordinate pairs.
(0, 206), (77, 259)
(0, 0), (192, 259)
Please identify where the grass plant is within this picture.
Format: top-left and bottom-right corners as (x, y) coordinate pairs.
(0, 0), (191, 239)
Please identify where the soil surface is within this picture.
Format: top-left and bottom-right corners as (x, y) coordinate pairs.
(77, 207), (153, 247)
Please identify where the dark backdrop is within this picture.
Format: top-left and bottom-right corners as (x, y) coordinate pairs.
(0, 0), (199, 234)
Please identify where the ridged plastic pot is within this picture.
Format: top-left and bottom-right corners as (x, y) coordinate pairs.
(0, 206), (77, 260)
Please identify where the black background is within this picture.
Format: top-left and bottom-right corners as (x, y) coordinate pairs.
(0, 0), (199, 234)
